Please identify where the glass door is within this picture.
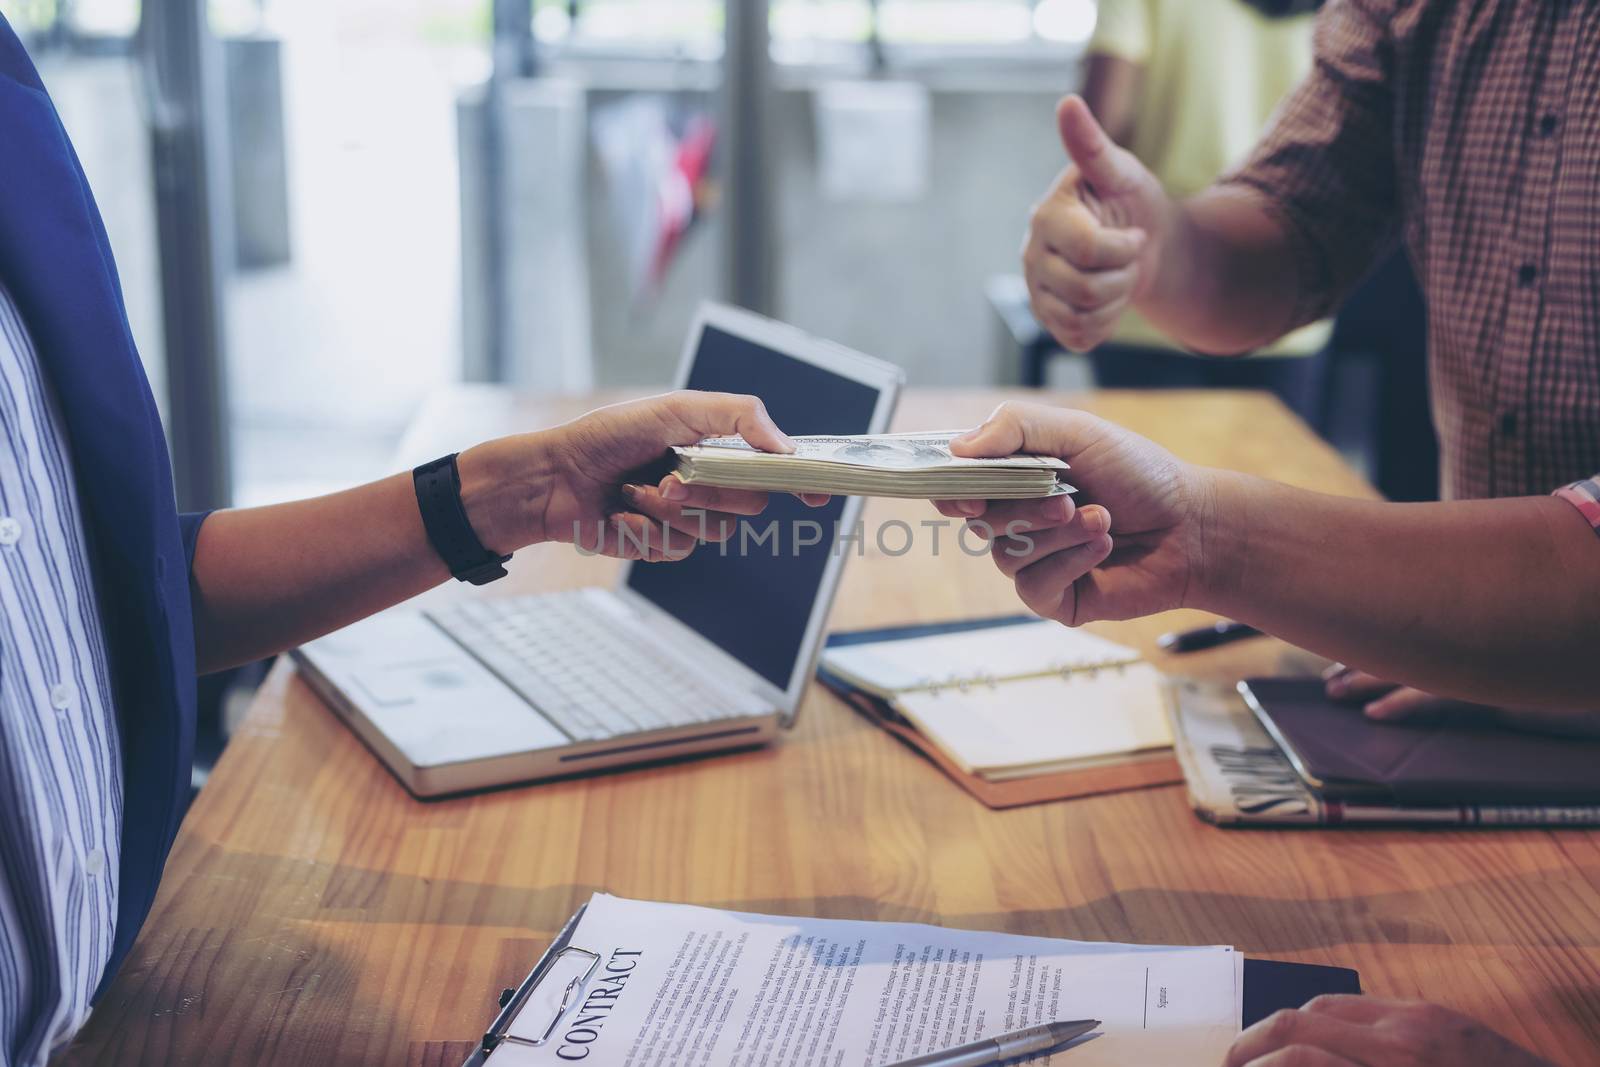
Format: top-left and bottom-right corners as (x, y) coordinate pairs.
(5, 0), (171, 425)
(220, 0), (486, 505)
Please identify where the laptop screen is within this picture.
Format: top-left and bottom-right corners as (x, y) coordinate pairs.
(625, 323), (882, 691)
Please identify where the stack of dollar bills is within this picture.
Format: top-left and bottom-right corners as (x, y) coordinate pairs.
(670, 432), (1073, 499)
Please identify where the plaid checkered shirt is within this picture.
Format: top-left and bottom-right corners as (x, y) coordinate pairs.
(1221, 0), (1600, 520)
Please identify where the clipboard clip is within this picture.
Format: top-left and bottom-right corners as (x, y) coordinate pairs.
(508, 946), (602, 1047)
(482, 944), (602, 1052)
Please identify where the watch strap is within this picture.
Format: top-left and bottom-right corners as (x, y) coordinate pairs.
(413, 453), (511, 585)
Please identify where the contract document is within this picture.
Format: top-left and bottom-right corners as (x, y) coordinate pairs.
(484, 894), (1243, 1067)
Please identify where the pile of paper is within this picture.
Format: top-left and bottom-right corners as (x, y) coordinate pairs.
(487, 893), (1243, 1067)
(671, 431), (1073, 499)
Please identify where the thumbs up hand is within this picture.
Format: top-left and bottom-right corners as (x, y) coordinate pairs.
(1024, 95), (1175, 353)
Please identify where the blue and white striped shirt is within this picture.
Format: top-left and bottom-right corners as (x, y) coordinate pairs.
(0, 281), (123, 1066)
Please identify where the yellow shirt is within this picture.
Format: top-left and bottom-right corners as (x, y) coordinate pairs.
(1089, 0), (1331, 356)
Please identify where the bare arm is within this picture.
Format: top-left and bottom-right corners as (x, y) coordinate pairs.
(192, 472), (471, 674)
(1198, 473), (1600, 709)
(939, 403), (1600, 714)
(1079, 53), (1141, 148)
(1023, 99), (1309, 357)
(1139, 185), (1305, 355)
(1026, 4), (1396, 357)
(188, 392), (795, 674)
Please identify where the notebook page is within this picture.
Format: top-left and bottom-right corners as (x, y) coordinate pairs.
(822, 619), (1139, 695)
(487, 893), (1241, 1067)
(896, 663), (1172, 777)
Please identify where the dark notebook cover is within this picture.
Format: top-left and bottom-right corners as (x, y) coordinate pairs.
(1242, 958), (1362, 1026)
(1242, 677), (1600, 806)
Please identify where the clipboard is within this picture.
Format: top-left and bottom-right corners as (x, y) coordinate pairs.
(463, 905), (598, 1067)
(464, 906), (1361, 1065)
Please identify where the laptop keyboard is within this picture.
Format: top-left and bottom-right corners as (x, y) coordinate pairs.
(427, 591), (771, 742)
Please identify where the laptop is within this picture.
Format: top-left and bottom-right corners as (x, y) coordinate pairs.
(292, 303), (903, 796)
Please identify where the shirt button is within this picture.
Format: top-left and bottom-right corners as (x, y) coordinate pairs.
(85, 849), (106, 878)
(1517, 263), (1539, 287)
(1539, 113), (1559, 136)
(0, 516), (20, 546)
(49, 682), (76, 711)
(1499, 411), (1520, 437)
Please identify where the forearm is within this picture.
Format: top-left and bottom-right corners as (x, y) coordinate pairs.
(185, 391), (798, 674)
(1080, 54), (1140, 147)
(1195, 472), (1600, 708)
(189, 443), (549, 674)
(1138, 185), (1304, 356)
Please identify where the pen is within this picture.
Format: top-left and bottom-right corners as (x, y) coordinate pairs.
(1157, 620), (1262, 654)
(881, 1019), (1101, 1067)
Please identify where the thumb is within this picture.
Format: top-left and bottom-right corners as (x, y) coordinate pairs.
(1057, 94), (1136, 195)
(668, 391), (797, 454)
(1363, 687), (1440, 722)
(950, 402), (1100, 460)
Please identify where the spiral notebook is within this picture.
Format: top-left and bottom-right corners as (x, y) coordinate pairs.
(820, 616), (1175, 785)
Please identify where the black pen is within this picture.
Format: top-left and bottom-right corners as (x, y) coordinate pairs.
(1157, 620), (1262, 654)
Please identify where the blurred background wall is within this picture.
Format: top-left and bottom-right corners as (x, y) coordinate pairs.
(572, 78), (1067, 386)
(3, 0), (1423, 518)
(5, 0), (1097, 508)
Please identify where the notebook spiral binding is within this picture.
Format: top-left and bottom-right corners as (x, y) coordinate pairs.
(918, 657), (1137, 697)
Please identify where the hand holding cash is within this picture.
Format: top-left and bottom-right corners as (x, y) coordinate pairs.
(670, 431), (1074, 499)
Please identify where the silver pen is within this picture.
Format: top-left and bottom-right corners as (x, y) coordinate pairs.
(882, 1019), (1101, 1067)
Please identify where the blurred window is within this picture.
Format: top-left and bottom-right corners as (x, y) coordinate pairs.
(69, 0), (136, 35)
(3, 0), (61, 36)
(1, 0), (139, 46)
(879, 1), (1035, 45)
(529, 0), (1100, 50)
(535, 0), (722, 47)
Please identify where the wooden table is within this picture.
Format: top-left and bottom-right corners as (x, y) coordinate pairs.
(68, 389), (1600, 1065)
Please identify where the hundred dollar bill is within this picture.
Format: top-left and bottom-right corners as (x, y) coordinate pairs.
(670, 431), (1074, 499)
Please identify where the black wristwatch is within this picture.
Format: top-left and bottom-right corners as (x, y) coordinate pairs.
(412, 453), (511, 585)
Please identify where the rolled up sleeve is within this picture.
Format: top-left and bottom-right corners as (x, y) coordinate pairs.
(1556, 479), (1600, 537)
(1218, 0), (1402, 329)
